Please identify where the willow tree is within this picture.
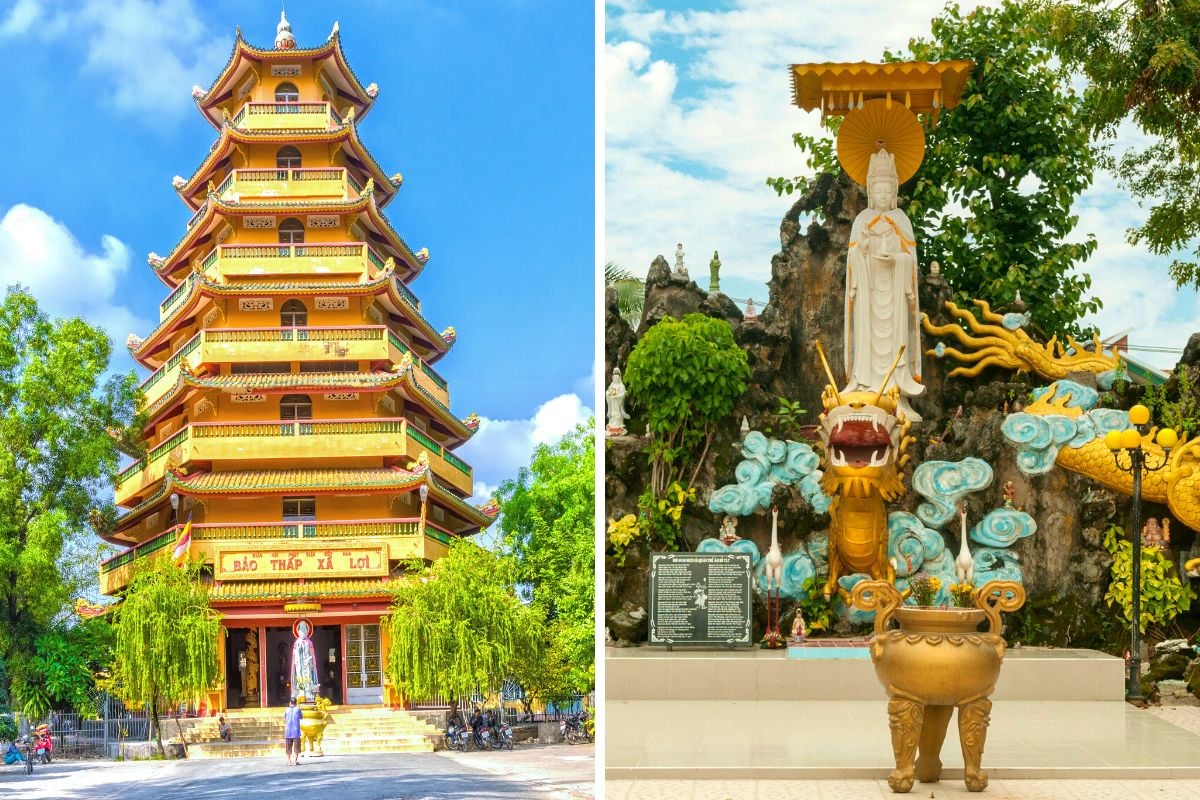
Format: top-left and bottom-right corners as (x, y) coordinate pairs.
(111, 559), (221, 756)
(384, 540), (536, 707)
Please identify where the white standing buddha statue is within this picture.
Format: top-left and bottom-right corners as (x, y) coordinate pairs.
(844, 147), (925, 419)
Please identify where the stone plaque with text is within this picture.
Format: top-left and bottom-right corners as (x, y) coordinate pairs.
(648, 551), (752, 646)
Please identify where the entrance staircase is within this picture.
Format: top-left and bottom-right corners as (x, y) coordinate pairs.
(183, 705), (440, 759)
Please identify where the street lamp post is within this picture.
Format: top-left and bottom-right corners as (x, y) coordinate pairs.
(1104, 403), (1178, 702)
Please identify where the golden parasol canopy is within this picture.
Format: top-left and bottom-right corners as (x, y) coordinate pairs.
(836, 99), (925, 187)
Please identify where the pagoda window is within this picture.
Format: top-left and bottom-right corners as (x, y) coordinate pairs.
(280, 393), (313, 421)
(276, 146), (302, 169)
(275, 82), (300, 103)
(280, 299), (307, 326)
(279, 218), (305, 245)
(230, 362), (289, 374)
(298, 361), (359, 373)
(282, 496), (316, 522)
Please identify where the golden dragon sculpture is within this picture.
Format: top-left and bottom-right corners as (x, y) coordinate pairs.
(814, 344), (915, 598)
(1004, 383), (1200, 534)
(921, 300), (1121, 379)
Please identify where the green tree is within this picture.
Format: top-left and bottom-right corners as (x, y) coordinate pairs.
(625, 313), (749, 494)
(111, 560), (222, 756)
(1045, 0), (1200, 289)
(770, 1), (1101, 338)
(384, 540), (536, 706)
(498, 422), (595, 694)
(0, 287), (137, 710)
(9, 617), (114, 719)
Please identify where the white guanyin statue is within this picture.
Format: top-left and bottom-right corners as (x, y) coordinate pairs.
(844, 147), (924, 420)
(606, 367), (630, 436)
(291, 620), (319, 701)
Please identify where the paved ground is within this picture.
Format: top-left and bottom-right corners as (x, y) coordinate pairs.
(0, 743), (595, 800)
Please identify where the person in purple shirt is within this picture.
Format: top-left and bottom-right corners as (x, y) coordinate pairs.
(283, 698), (303, 765)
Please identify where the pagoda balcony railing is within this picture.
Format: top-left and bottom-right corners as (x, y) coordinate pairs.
(137, 325), (413, 410)
(230, 101), (342, 132)
(195, 241), (390, 281)
(114, 417), (473, 506)
(98, 517), (455, 595)
(215, 167), (362, 203)
(386, 331), (450, 405)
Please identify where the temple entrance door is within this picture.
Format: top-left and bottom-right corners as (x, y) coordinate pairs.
(224, 628), (262, 709)
(345, 623), (383, 704)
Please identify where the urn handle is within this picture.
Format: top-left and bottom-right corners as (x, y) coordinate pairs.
(974, 580), (1026, 634)
(850, 580), (903, 635)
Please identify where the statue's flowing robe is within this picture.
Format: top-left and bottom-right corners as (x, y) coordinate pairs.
(291, 637), (318, 699)
(844, 207), (924, 410)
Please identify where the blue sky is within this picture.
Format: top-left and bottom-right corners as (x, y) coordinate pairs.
(606, 0), (1200, 370)
(0, 0), (595, 499)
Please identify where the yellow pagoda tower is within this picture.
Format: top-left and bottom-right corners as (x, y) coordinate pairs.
(99, 14), (496, 712)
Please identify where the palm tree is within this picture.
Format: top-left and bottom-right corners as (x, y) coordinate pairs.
(604, 262), (644, 329)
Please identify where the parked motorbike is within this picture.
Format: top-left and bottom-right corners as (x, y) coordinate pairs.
(443, 722), (470, 752)
(560, 712), (590, 745)
(476, 722), (493, 751)
(494, 721), (514, 750)
(32, 725), (52, 764)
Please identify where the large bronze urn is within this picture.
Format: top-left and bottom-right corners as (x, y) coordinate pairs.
(299, 696), (333, 756)
(851, 580), (1025, 793)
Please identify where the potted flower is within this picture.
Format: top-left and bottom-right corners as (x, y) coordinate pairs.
(851, 578), (1025, 794)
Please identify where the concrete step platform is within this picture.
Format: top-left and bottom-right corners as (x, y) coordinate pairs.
(187, 739), (434, 759)
(607, 646), (1124, 701)
(607, 699), (1200, 780)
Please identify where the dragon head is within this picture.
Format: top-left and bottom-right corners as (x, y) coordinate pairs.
(814, 343), (913, 499)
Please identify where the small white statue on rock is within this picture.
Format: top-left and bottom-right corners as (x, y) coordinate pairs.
(673, 243), (688, 278)
(744, 297), (757, 321)
(606, 367), (630, 437)
(719, 515), (740, 545)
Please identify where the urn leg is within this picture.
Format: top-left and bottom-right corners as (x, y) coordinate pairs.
(958, 698), (992, 792)
(886, 697), (924, 793)
(915, 704), (952, 783)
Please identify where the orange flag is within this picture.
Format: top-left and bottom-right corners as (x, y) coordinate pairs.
(172, 519), (192, 566)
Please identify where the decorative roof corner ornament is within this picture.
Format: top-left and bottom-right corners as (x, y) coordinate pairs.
(382, 256), (396, 274)
(413, 450), (430, 473)
(234, 24), (242, 41)
(329, 20), (340, 40)
(171, 175), (186, 190)
(274, 9), (296, 50)
(75, 598), (113, 619)
(147, 252), (165, 268)
(125, 333), (144, 353)
(416, 247), (430, 265)
(191, 84), (208, 102)
(366, 82), (380, 99)
(463, 412), (480, 433)
(346, 105), (357, 123)
(392, 352), (414, 373)
(478, 497), (501, 518)
(361, 177), (374, 196)
(440, 326), (457, 346)
(389, 172), (403, 187)
(206, 179), (217, 197)
(220, 108), (232, 128)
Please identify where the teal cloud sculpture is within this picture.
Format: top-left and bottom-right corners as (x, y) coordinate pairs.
(708, 430), (830, 516)
(754, 550), (818, 598)
(912, 458), (994, 527)
(1002, 384), (1131, 476)
(970, 508), (1037, 547)
(696, 536), (761, 563)
(973, 547), (1023, 585)
(888, 512), (946, 577)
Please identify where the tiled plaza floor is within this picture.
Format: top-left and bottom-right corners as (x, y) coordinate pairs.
(604, 777), (1200, 799)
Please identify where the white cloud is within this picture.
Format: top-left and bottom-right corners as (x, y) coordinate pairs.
(0, 0), (41, 36)
(0, 204), (149, 345)
(605, 0), (1199, 371)
(455, 391), (594, 504)
(1, 0), (229, 117)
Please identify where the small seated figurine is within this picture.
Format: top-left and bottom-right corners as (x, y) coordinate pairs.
(1003, 481), (1016, 509)
(790, 610), (807, 643)
(719, 515), (740, 545)
(1142, 517), (1165, 549)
